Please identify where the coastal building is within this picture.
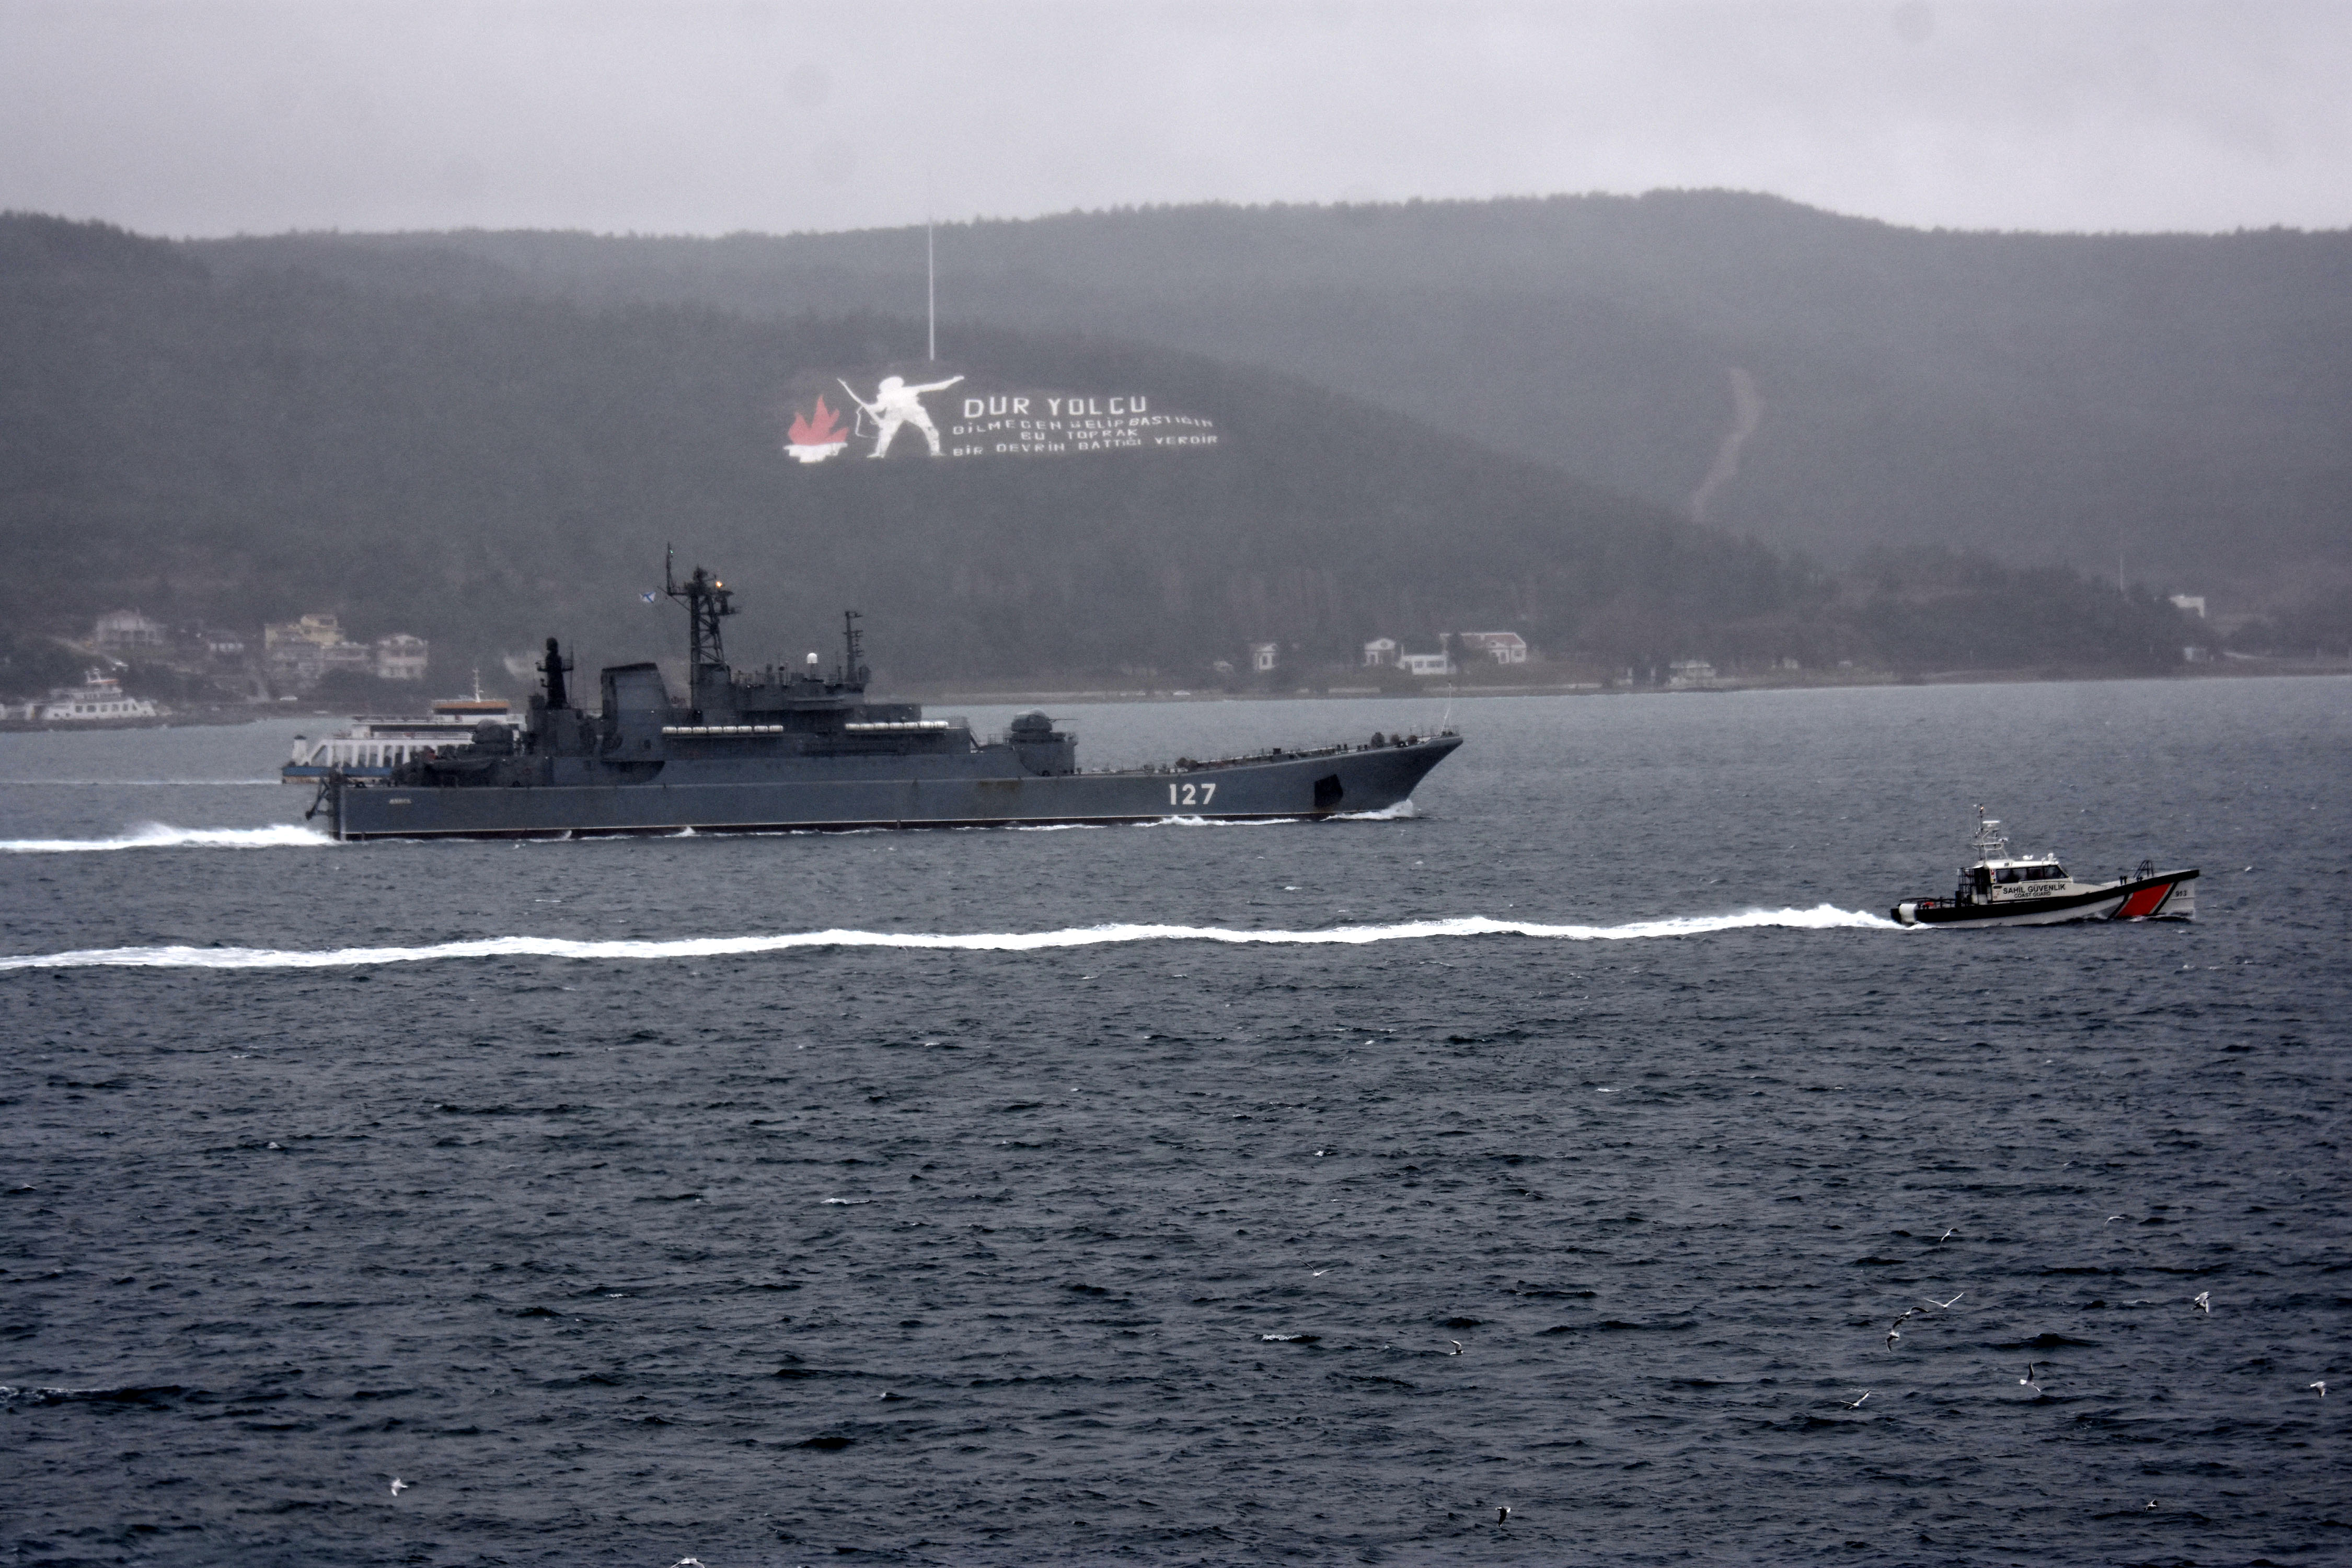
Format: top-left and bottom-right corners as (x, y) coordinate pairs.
(2170, 594), (2207, 618)
(1362, 637), (1399, 667)
(1250, 641), (1279, 673)
(266, 613), (373, 688)
(93, 609), (168, 649)
(266, 613), (345, 650)
(1668, 659), (1718, 689)
(1455, 631), (1529, 665)
(1399, 651), (1454, 677)
(374, 633), (429, 682)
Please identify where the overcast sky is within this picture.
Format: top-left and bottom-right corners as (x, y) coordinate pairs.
(3, 0), (2346, 239)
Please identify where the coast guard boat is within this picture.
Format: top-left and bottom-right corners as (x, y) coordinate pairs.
(310, 558), (1460, 841)
(1890, 808), (2197, 927)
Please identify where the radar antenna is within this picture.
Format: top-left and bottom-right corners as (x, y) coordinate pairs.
(1969, 804), (2010, 860)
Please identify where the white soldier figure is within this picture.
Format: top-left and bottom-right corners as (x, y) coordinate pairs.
(841, 373), (964, 458)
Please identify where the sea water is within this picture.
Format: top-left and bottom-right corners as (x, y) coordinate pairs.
(2, 678), (2345, 1565)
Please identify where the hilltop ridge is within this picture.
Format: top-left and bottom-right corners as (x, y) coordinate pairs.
(190, 191), (2352, 626)
(2, 211), (2205, 693)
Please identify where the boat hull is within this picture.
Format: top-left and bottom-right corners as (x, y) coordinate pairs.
(324, 735), (1460, 841)
(283, 764), (394, 783)
(1892, 870), (2197, 927)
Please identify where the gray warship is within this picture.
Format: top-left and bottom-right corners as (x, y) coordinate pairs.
(314, 560), (1461, 841)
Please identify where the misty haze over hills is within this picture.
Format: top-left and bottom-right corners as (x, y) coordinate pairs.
(0, 210), (2210, 693)
(191, 192), (2352, 619)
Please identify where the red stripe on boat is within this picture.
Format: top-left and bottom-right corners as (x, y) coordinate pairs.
(2117, 884), (2170, 919)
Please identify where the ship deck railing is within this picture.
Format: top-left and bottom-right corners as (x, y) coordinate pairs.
(1101, 729), (1457, 775)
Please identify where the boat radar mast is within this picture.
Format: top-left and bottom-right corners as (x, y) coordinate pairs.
(1969, 804), (2009, 860)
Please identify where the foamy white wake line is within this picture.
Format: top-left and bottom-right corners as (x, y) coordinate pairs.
(0, 779), (284, 788)
(0, 906), (1897, 972)
(0, 824), (333, 854)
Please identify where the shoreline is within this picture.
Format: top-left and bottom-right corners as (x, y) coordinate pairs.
(885, 659), (2351, 709)
(4, 662), (2339, 730)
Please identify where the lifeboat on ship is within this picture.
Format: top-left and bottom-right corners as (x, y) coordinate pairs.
(1891, 808), (2197, 927)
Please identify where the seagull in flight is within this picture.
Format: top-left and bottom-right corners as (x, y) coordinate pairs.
(1938, 1228), (1958, 1242)
(1841, 1391), (1871, 1409)
(2311, 1381), (2327, 1399)
(388, 1477), (409, 1495)
(2193, 1290), (2212, 1313)
(1496, 1506), (1511, 1523)
(1445, 1340), (1464, 1355)
(2105, 1214), (2126, 1224)
(1921, 1292), (1966, 1311)
(2020, 1362), (2045, 1393)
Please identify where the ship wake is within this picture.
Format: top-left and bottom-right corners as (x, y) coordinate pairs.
(0, 824), (335, 854)
(0, 905), (1899, 972)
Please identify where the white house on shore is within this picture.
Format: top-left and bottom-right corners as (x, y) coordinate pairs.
(1362, 637), (1399, 667)
(1455, 631), (1528, 665)
(1399, 651), (1454, 677)
(1249, 641), (1280, 673)
(374, 633), (429, 681)
(1668, 659), (1718, 689)
(93, 609), (168, 650)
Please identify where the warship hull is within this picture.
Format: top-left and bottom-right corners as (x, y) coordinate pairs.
(325, 558), (1465, 843)
(327, 735), (1460, 841)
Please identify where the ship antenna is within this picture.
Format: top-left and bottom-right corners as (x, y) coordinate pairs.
(842, 609), (866, 687)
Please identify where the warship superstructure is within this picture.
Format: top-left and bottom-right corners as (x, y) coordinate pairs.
(314, 560), (1460, 841)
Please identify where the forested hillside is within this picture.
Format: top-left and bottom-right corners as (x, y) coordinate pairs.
(1, 213), (2197, 691)
(193, 193), (2352, 624)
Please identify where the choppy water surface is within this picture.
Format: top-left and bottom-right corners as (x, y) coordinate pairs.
(3, 680), (2346, 1566)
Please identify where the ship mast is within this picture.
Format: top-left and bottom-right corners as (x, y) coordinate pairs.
(664, 546), (737, 711)
(841, 609), (867, 687)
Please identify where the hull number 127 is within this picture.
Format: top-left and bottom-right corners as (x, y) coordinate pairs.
(1169, 782), (1217, 808)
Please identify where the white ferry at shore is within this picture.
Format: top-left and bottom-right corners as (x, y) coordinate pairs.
(1892, 809), (2197, 927)
(282, 686), (516, 782)
(0, 669), (163, 727)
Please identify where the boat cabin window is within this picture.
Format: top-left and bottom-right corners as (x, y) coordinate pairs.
(1994, 863), (2066, 885)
